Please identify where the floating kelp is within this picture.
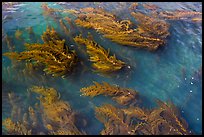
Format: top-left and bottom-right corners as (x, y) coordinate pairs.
(95, 104), (134, 135)
(29, 86), (84, 135)
(80, 81), (192, 135)
(80, 81), (138, 106)
(3, 27), (78, 77)
(129, 2), (139, 11)
(132, 100), (191, 135)
(74, 7), (169, 50)
(142, 3), (160, 11)
(131, 12), (170, 39)
(156, 10), (202, 21)
(74, 34), (125, 72)
(94, 100), (191, 135)
(3, 87), (85, 135)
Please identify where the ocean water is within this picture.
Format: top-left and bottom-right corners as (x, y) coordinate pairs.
(2, 2), (202, 135)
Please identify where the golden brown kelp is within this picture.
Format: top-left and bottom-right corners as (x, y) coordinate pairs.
(2, 118), (32, 135)
(131, 12), (170, 39)
(3, 86), (85, 135)
(157, 10), (202, 20)
(94, 100), (191, 135)
(3, 27), (78, 77)
(130, 100), (191, 135)
(142, 3), (160, 11)
(2, 92), (42, 135)
(129, 2), (139, 11)
(95, 104), (134, 135)
(74, 7), (169, 50)
(74, 34), (125, 72)
(80, 81), (138, 106)
(30, 86), (84, 135)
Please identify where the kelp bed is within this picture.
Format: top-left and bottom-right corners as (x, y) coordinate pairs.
(2, 2), (202, 135)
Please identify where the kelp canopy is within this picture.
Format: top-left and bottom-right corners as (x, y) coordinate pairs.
(95, 102), (191, 135)
(80, 81), (138, 106)
(3, 27), (78, 77)
(81, 81), (191, 135)
(74, 7), (169, 50)
(3, 86), (85, 135)
(74, 34), (125, 72)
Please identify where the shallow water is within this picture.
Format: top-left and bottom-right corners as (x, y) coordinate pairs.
(2, 2), (202, 135)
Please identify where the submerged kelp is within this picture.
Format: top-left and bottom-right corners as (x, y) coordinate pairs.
(29, 86), (85, 135)
(74, 7), (169, 50)
(131, 12), (169, 39)
(80, 81), (191, 135)
(3, 87), (85, 135)
(94, 100), (191, 135)
(80, 81), (138, 106)
(74, 34), (125, 72)
(156, 10), (202, 22)
(3, 27), (78, 77)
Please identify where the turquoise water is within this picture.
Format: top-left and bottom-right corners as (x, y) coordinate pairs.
(2, 2), (202, 135)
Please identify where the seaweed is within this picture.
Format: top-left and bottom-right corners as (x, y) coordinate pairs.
(74, 34), (125, 72)
(3, 87), (85, 135)
(156, 10), (202, 21)
(81, 81), (191, 135)
(3, 27), (78, 77)
(129, 2), (139, 11)
(80, 81), (138, 106)
(95, 104), (134, 135)
(94, 100), (191, 135)
(29, 86), (84, 135)
(131, 12), (170, 39)
(74, 7), (169, 50)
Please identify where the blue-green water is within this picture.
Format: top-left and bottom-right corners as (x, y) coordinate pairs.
(2, 2), (202, 135)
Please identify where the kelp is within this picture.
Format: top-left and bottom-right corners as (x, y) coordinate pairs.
(156, 10), (202, 21)
(129, 2), (139, 11)
(29, 86), (84, 135)
(3, 27), (78, 77)
(59, 19), (70, 35)
(74, 7), (169, 50)
(2, 92), (43, 135)
(142, 3), (160, 11)
(80, 81), (138, 106)
(95, 104), (134, 135)
(94, 100), (191, 135)
(131, 12), (169, 39)
(74, 34), (125, 72)
(2, 118), (32, 135)
(80, 81), (191, 135)
(3, 87), (85, 135)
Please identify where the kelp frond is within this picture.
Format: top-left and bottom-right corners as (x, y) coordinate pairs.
(2, 118), (32, 135)
(131, 11), (170, 39)
(80, 81), (138, 105)
(74, 7), (169, 50)
(94, 99), (191, 135)
(157, 10), (202, 20)
(3, 27), (77, 77)
(29, 86), (59, 105)
(3, 86), (85, 135)
(74, 34), (125, 72)
(95, 104), (133, 135)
